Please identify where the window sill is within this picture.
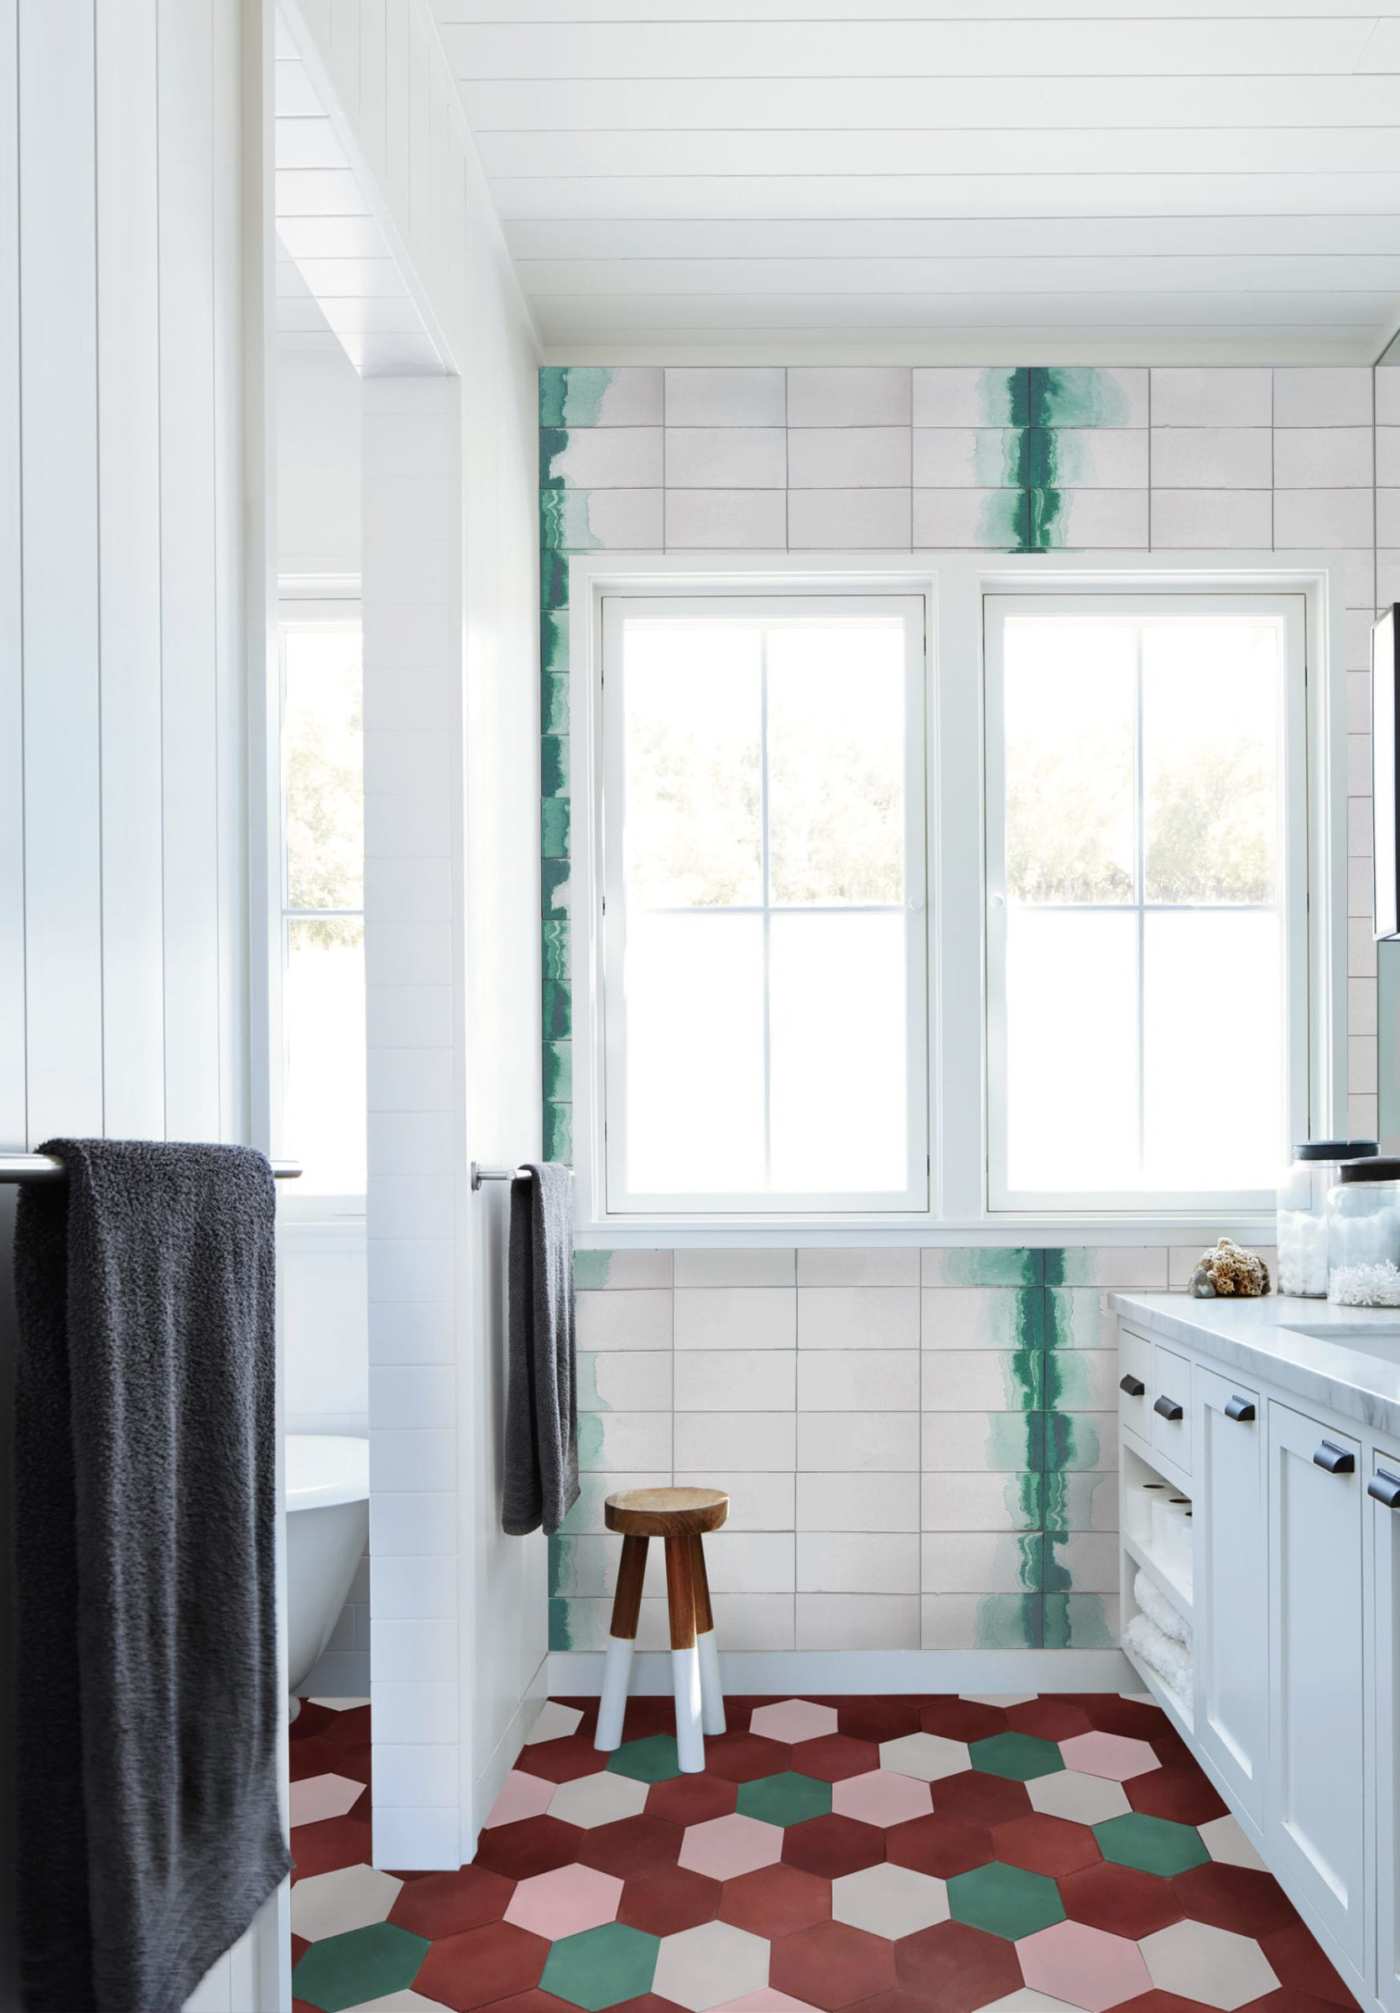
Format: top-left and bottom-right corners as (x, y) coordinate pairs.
(576, 1211), (1278, 1251)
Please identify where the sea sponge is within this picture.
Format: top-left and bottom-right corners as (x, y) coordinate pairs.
(1188, 1237), (1271, 1298)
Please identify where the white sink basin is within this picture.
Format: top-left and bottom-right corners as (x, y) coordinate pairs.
(1282, 1320), (1400, 1356)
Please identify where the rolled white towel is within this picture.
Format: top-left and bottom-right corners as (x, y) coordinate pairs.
(1134, 1568), (1191, 1647)
(1125, 1611), (1193, 1705)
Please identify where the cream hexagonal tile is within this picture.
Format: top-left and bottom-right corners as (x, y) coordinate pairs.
(525, 1699), (586, 1744)
(653, 1920), (771, 2010)
(549, 1768), (650, 1828)
(308, 1696), (370, 1711)
(1026, 1767), (1131, 1825)
(879, 1732), (970, 1783)
(288, 1772), (364, 1828)
(290, 1864), (403, 1942)
(832, 1862), (949, 1940)
(831, 1769), (933, 1828)
(485, 1768), (558, 1828)
(959, 1695), (1038, 1708)
(981, 1993), (1105, 2013)
(1198, 1813), (1268, 1871)
(1141, 1920), (1281, 2010)
(713, 1994), (819, 2012)
(750, 1700), (840, 1744)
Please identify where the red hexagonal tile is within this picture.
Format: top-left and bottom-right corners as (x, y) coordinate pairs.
(702, 1733), (793, 1783)
(516, 1734), (610, 1784)
(790, 1734), (881, 1782)
(288, 1813), (373, 1882)
(1238, 1996), (1361, 2013)
(926, 1770), (1031, 1825)
(413, 1921), (549, 2011)
(1258, 1923), (1361, 2007)
(842, 1997), (943, 2013)
(473, 1816), (583, 1881)
(1061, 1861), (1187, 1940)
(1003, 1696), (1094, 1741)
(619, 1697), (679, 1740)
(781, 1813), (886, 1878)
(829, 1697), (924, 1743)
(290, 1933), (311, 1968)
(476, 1997), (576, 2013)
(1077, 1696), (1173, 1738)
(1113, 1997), (1241, 2013)
(288, 1735), (344, 1783)
(884, 1813), (994, 1879)
(645, 1774), (737, 1825)
(605, 2000), (690, 2013)
(388, 1864), (514, 1939)
(616, 1864), (721, 1935)
(1171, 1862), (1303, 1938)
(719, 1862), (831, 1937)
(916, 1699), (1008, 1743)
(1126, 1762), (1229, 1824)
(990, 1811), (1102, 1877)
(892, 1918), (1023, 2008)
(290, 1700), (337, 1740)
(577, 1813), (684, 1878)
(769, 1918), (898, 2007)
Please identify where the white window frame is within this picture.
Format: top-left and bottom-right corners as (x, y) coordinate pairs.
(598, 591), (931, 1219)
(567, 553), (1347, 1247)
(983, 590), (1311, 1217)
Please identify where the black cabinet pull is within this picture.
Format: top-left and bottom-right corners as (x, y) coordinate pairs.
(1369, 1470), (1400, 1510)
(1154, 1394), (1184, 1422)
(1224, 1394), (1256, 1423)
(1119, 1374), (1145, 1398)
(1313, 1440), (1356, 1475)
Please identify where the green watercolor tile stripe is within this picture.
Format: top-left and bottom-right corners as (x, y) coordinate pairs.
(544, 1039), (572, 1102)
(540, 365), (613, 428)
(543, 859), (571, 919)
(544, 1101), (573, 1162)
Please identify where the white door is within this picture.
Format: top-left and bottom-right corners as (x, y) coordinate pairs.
(1266, 1400), (1366, 1981)
(1195, 1366), (1266, 1827)
(1372, 1452), (1400, 2012)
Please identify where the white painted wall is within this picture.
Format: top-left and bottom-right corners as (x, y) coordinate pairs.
(277, 340), (363, 578)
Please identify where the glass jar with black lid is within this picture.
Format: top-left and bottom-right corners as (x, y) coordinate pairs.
(1326, 1157), (1400, 1306)
(1277, 1141), (1377, 1297)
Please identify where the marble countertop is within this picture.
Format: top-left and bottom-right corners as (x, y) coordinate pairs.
(1109, 1290), (1400, 1444)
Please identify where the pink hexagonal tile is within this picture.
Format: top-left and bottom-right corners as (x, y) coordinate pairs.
(750, 1700), (840, 1745)
(1018, 1918), (1152, 2013)
(830, 1769), (933, 1829)
(289, 1773), (364, 1828)
(505, 1863), (623, 1939)
(715, 1995), (821, 2012)
(680, 1812), (785, 1881)
(1058, 1730), (1162, 1782)
(483, 1768), (557, 1828)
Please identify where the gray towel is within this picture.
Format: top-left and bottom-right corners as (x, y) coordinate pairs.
(502, 1161), (579, 1536)
(13, 1139), (290, 2013)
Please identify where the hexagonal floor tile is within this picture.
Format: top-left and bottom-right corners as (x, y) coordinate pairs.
(718, 1864), (830, 1938)
(289, 1773), (366, 1829)
(979, 1994), (1098, 2013)
(1094, 1810), (1210, 1876)
(539, 1922), (662, 2011)
(387, 1865), (514, 1941)
(412, 1921), (550, 2011)
(737, 1772), (833, 1828)
(967, 1733), (1064, 1784)
(832, 1862), (949, 1940)
(879, 1732), (971, 1783)
(768, 1919), (897, 2007)
(788, 1735), (879, 1783)
(1026, 1768), (1130, 1826)
(526, 1700), (586, 1745)
(751, 1700), (841, 1745)
(946, 1862), (1065, 1941)
(919, 1698), (1011, 1743)
(929, 1771), (1032, 1825)
(990, 1813), (1101, 1878)
(471, 1814), (584, 1881)
(619, 1864), (723, 1936)
(291, 1863), (404, 1942)
(1171, 1861), (1303, 1938)
(653, 1921), (771, 2010)
(649, 1775), (739, 1826)
(515, 1734), (610, 1785)
(579, 1815), (686, 1880)
(830, 1770), (932, 1828)
(553, 1771), (653, 1828)
(609, 1735), (684, 1784)
(1016, 1918), (1150, 2013)
(885, 1812), (994, 1879)
(506, 1864), (624, 1939)
(291, 1922), (429, 2013)
(1059, 1860), (1185, 1940)
(681, 1813), (785, 1880)
(959, 1694), (1037, 1709)
(712, 1996), (823, 2013)
(1140, 1918), (1282, 2009)
(705, 1736), (793, 1784)
(1198, 1813), (1268, 1870)
(1058, 1729), (1161, 1782)
(485, 1769), (559, 1827)
(780, 1813), (884, 1879)
(1126, 1760), (1230, 1825)
(1001, 1698), (1094, 1742)
(891, 1918), (1023, 2006)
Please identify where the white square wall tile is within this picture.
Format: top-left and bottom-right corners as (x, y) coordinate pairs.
(1048, 490), (1148, 549)
(796, 1471), (920, 1532)
(1272, 427), (1373, 488)
(912, 366), (1023, 428)
(580, 1350), (673, 1412)
(1150, 368), (1272, 427)
(370, 1490), (456, 1557)
(922, 1472), (1040, 1532)
(1381, 427), (1400, 488)
(372, 1618), (456, 1683)
(705, 1531), (796, 1593)
(1273, 366), (1372, 427)
(543, 427), (663, 489)
(711, 1592), (796, 1650)
(1379, 374), (1400, 427)
(664, 427), (787, 488)
(1349, 976), (1378, 1036)
(798, 1532), (920, 1594)
(1149, 428), (1271, 489)
(923, 1532), (1032, 1594)
(373, 1806), (458, 1870)
(676, 1470), (796, 1530)
(373, 1555), (459, 1621)
(675, 1286), (796, 1349)
(370, 1297), (449, 1369)
(798, 1286), (920, 1350)
(787, 428), (912, 487)
(799, 1349), (919, 1410)
(1274, 488), (1375, 549)
(371, 1428), (454, 1493)
(577, 1411), (672, 1470)
(665, 489), (786, 549)
(1151, 490), (1271, 549)
(788, 367), (911, 427)
(788, 489), (911, 549)
(797, 1248), (920, 1286)
(674, 1410), (797, 1471)
(664, 367), (786, 427)
(796, 1593), (919, 1649)
(374, 1744), (457, 1808)
(914, 489), (1022, 549)
(369, 1364), (454, 1429)
(1377, 492), (1400, 549)
(576, 1288), (673, 1350)
(371, 1681), (458, 1745)
(675, 1349), (796, 1411)
(798, 1410), (920, 1471)
(674, 1249), (795, 1285)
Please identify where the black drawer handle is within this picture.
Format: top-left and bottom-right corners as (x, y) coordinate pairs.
(1314, 1441), (1356, 1475)
(1225, 1395), (1256, 1423)
(1370, 1470), (1400, 1510)
(1120, 1374), (1145, 1397)
(1153, 1394), (1184, 1421)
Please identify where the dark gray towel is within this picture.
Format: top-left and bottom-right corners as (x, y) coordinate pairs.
(502, 1161), (578, 1537)
(13, 1139), (290, 2013)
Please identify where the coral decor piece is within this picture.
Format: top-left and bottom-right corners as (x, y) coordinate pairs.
(1188, 1238), (1271, 1298)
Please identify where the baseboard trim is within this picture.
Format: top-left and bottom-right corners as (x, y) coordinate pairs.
(467, 1651), (550, 1858)
(547, 1647), (1134, 1696)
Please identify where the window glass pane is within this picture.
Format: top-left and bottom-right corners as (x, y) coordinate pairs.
(767, 619), (906, 904)
(769, 911), (908, 1191)
(283, 621), (363, 911)
(1142, 617), (1283, 905)
(1005, 910), (1139, 1191)
(622, 617), (762, 909)
(284, 917), (365, 1195)
(624, 912), (765, 1194)
(1003, 616), (1136, 904)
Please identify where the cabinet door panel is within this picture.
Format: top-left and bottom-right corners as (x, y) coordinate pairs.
(1266, 1400), (1365, 1979)
(1195, 1365), (1265, 1825)
(1373, 1451), (1400, 2012)
(1118, 1326), (1154, 1450)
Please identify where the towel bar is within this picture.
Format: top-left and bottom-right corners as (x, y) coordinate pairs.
(0, 1152), (303, 1185)
(471, 1162), (531, 1189)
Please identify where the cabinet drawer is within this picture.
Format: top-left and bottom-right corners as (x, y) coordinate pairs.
(1118, 1327), (1153, 1445)
(1150, 1343), (1192, 1473)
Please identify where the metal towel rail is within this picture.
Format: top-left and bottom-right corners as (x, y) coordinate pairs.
(471, 1163), (531, 1189)
(0, 1152), (303, 1185)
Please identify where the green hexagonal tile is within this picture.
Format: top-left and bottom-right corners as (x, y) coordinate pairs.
(735, 1771), (834, 1827)
(1094, 1811), (1210, 1877)
(947, 1861), (1066, 1941)
(292, 1923), (430, 2013)
(607, 1734), (682, 1784)
(540, 1921), (660, 2010)
(968, 1731), (1065, 1782)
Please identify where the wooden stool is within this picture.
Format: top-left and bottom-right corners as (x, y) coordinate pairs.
(594, 1487), (728, 1772)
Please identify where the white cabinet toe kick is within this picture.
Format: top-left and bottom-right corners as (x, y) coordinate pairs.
(1112, 1290), (1400, 2013)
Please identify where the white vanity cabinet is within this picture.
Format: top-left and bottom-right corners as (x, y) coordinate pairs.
(1193, 1366), (1266, 1826)
(1371, 1451), (1400, 2013)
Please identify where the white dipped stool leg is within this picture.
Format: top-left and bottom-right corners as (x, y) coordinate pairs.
(665, 1535), (706, 1773)
(594, 1534), (647, 1753)
(691, 1536), (727, 1736)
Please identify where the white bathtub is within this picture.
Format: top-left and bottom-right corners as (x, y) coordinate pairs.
(286, 1434), (369, 1706)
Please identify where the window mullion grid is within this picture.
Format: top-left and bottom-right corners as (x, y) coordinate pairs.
(1134, 622), (1147, 1181)
(759, 630), (773, 1191)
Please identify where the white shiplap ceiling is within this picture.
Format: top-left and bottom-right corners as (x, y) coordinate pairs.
(429, 0), (1400, 362)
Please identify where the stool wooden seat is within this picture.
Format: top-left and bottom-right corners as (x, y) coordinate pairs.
(594, 1487), (729, 1771)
